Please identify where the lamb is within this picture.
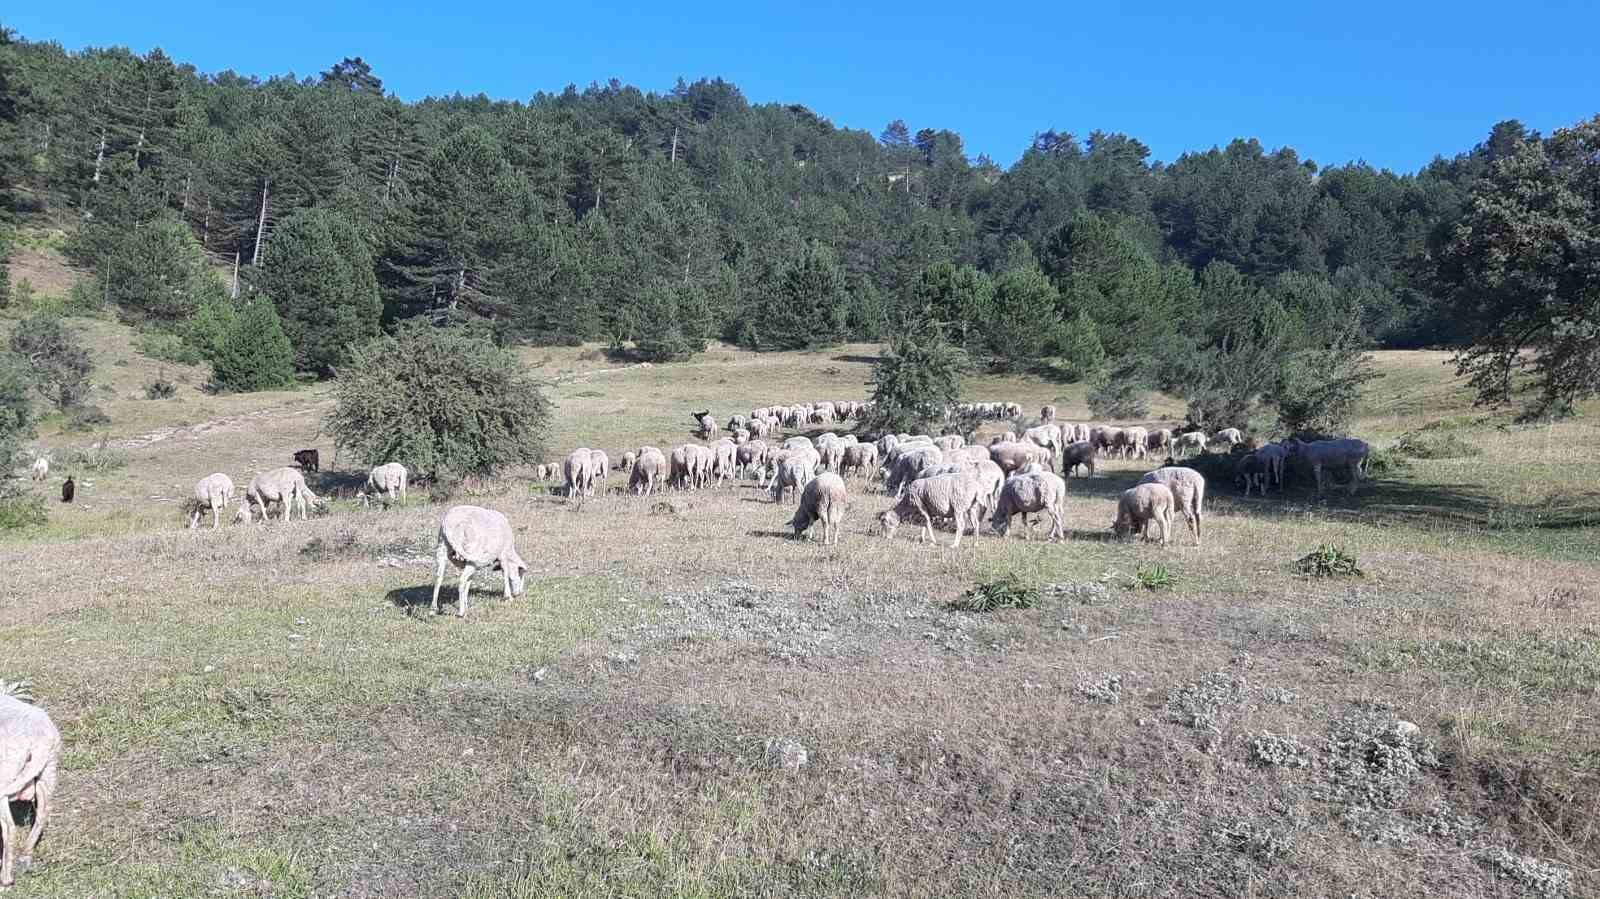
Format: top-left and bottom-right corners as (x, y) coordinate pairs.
(588, 450), (611, 482)
(60, 476), (73, 504)
(988, 440), (1051, 475)
(1112, 482), (1175, 545)
(1060, 440), (1097, 478)
(0, 691), (62, 889)
(564, 448), (596, 497)
(365, 462), (408, 503)
(1138, 466), (1206, 545)
(790, 472), (848, 544)
(238, 467), (321, 522)
(187, 473), (236, 529)
(29, 457), (47, 482)
(1173, 431), (1207, 458)
(1212, 428), (1243, 448)
(992, 470), (1068, 540)
(1284, 437), (1371, 496)
(430, 505), (528, 618)
(877, 471), (982, 548)
(630, 447), (667, 495)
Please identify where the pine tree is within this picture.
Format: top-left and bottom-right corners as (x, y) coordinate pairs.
(254, 207), (381, 375)
(985, 266), (1060, 370)
(210, 298), (295, 392)
(757, 241), (846, 351)
(100, 213), (217, 323)
(864, 318), (968, 435)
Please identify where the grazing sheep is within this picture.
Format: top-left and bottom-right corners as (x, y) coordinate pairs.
(292, 448), (320, 472)
(1112, 482), (1174, 545)
(60, 476), (74, 504)
(1060, 440), (1097, 478)
(817, 439), (846, 474)
(1003, 402), (1023, 419)
(841, 442), (879, 480)
(620, 451), (637, 472)
(946, 444), (993, 465)
(988, 430), (1020, 446)
(993, 470), (1068, 540)
(1040, 404), (1057, 422)
(988, 440), (1051, 475)
(1146, 428), (1172, 456)
(934, 434), (965, 452)
(1123, 426), (1149, 460)
(1173, 431), (1207, 458)
(689, 444), (716, 488)
(431, 505), (528, 618)
(884, 445), (944, 496)
(736, 440), (767, 479)
(769, 454), (815, 503)
(29, 457), (47, 482)
(711, 440), (737, 486)
(240, 467), (320, 522)
(791, 472), (848, 544)
(365, 462), (409, 503)
(877, 471), (982, 548)
(187, 473), (236, 529)
(1091, 426), (1123, 457)
(669, 445), (694, 489)
(1236, 452), (1269, 496)
(1254, 442), (1287, 490)
(564, 448), (596, 497)
(0, 691), (62, 890)
(691, 410), (718, 440)
(1138, 466), (1206, 545)
(1023, 424), (1064, 463)
(631, 448), (667, 496)
(1284, 438), (1371, 495)
(1212, 428), (1243, 448)
(589, 450), (611, 482)
(965, 458), (1007, 527)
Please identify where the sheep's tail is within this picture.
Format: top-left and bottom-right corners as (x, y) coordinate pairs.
(0, 743), (55, 799)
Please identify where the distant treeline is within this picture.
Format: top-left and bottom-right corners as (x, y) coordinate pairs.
(0, 30), (1565, 386)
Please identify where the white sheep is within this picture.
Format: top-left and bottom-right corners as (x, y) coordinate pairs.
(187, 472), (236, 530)
(1254, 442), (1287, 490)
(877, 471), (982, 548)
(1146, 428), (1172, 457)
(564, 448), (596, 497)
(28, 457), (47, 482)
(1212, 428), (1243, 448)
(237, 467), (321, 523)
(1138, 466), (1206, 545)
(1122, 426), (1149, 460)
(840, 443), (879, 480)
(620, 450), (637, 472)
(365, 462), (408, 503)
(0, 690), (61, 890)
(1040, 404), (1057, 422)
(1173, 431), (1207, 459)
(630, 448), (667, 496)
(1284, 437), (1371, 495)
(769, 450), (818, 503)
(588, 450), (611, 482)
(430, 505), (528, 618)
(987, 440), (1051, 475)
(791, 472), (848, 544)
(1112, 482), (1175, 545)
(993, 470), (1068, 540)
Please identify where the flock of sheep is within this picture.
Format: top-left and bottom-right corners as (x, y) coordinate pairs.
(2, 393), (1375, 887)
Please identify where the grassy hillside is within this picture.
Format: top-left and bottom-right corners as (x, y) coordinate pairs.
(1, 312), (1596, 897)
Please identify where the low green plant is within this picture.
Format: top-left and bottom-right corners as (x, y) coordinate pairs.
(144, 369), (178, 400)
(950, 573), (1039, 612)
(1364, 447), (1410, 477)
(61, 441), (127, 472)
(1396, 429), (1482, 459)
(65, 404), (111, 431)
(135, 332), (204, 366)
(1132, 564), (1177, 591)
(1295, 544), (1364, 578)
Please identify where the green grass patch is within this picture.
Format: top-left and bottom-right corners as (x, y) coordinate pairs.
(950, 572), (1039, 612)
(1397, 429), (1482, 459)
(1294, 544), (1363, 578)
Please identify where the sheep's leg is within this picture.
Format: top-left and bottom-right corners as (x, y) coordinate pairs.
(456, 563), (476, 618)
(211, 504), (220, 529)
(0, 795), (15, 888)
(20, 761), (55, 864)
(430, 546), (449, 616)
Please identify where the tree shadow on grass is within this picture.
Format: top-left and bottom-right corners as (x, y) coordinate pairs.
(307, 469), (367, 499)
(830, 353), (883, 365)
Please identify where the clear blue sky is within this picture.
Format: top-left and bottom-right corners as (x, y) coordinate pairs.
(9, 2), (1597, 172)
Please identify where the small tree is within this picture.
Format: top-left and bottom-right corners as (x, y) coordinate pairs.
(630, 280), (709, 362)
(255, 208), (383, 375)
(104, 215), (218, 324)
(863, 319), (968, 435)
(986, 266), (1059, 370)
(1274, 341), (1377, 436)
(8, 314), (93, 410)
(1086, 367), (1149, 420)
(0, 351), (34, 471)
(1052, 310), (1106, 382)
(756, 241), (847, 351)
(210, 299), (296, 392)
(326, 321), (553, 480)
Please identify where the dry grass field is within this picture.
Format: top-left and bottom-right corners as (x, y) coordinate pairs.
(2, 313), (1598, 897)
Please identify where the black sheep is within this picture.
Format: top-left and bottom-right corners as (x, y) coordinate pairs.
(61, 475), (75, 503)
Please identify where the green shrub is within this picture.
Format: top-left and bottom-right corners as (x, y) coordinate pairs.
(0, 493), (47, 531)
(8, 313), (94, 411)
(1364, 448), (1410, 477)
(134, 332), (204, 366)
(65, 404), (111, 432)
(950, 573), (1039, 612)
(326, 320), (554, 480)
(210, 299), (296, 393)
(1396, 429), (1481, 459)
(1295, 544), (1364, 578)
(60, 441), (126, 472)
(1086, 371), (1149, 420)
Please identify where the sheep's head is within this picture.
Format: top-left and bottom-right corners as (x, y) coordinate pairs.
(1, 679), (35, 703)
(233, 504), (255, 524)
(877, 510), (900, 539)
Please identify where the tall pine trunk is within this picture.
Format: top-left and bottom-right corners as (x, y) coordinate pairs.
(251, 180), (269, 267)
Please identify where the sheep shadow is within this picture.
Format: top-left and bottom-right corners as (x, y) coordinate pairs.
(307, 470), (368, 498)
(386, 585), (438, 615)
(746, 529), (794, 540)
(830, 353), (883, 365)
